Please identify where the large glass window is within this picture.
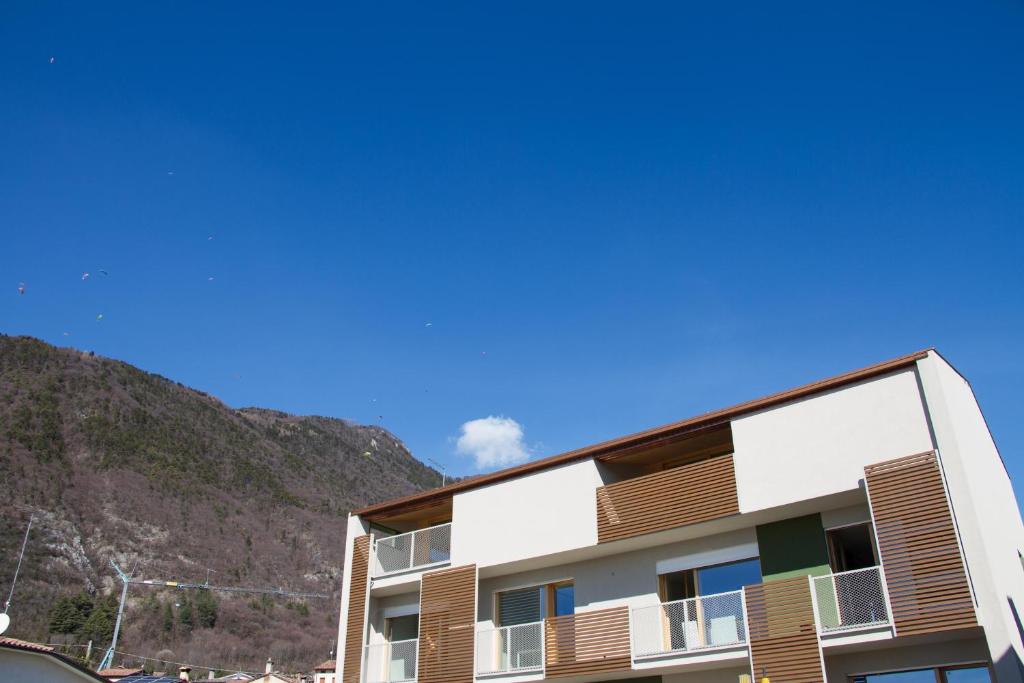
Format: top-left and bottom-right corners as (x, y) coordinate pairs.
(852, 665), (992, 683)
(944, 667), (993, 683)
(696, 558), (762, 595)
(552, 582), (574, 617)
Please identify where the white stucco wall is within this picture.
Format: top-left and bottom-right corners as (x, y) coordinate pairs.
(476, 527), (758, 628)
(451, 459), (605, 568)
(731, 369), (934, 513)
(335, 514), (369, 682)
(663, 667), (751, 683)
(0, 648), (102, 683)
(918, 353), (1024, 682)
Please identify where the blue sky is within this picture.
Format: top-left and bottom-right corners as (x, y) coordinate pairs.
(2, 2), (1022, 498)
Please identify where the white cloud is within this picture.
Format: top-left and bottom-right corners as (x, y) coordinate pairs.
(455, 416), (530, 469)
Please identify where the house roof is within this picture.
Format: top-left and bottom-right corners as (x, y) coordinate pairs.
(0, 636), (110, 681)
(313, 659), (335, 671)
(99, 666), (145, 677)
(354, 348), (932, 517)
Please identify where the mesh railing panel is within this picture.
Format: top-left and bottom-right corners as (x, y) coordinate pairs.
(363, 638), (418, 683)
(373, 524), (451, 575)
(813, 566), (890, 633)
(631, 590), (746, 658)
(476, 621), (544, 674)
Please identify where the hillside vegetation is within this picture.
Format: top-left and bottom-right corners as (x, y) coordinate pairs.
(0, 335), (442, 673)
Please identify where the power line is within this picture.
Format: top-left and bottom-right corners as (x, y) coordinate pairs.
(98, 559), (329, 670)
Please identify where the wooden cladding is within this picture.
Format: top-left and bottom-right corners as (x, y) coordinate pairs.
(543, 606), (632, 679)
(865, 451), (977, 637)
(596, 454), (739, 543)
(418, 564), (477, 683)
(744, 576), (825, 683)
(341, 535), (370, 683)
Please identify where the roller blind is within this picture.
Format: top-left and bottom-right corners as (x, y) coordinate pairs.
(498, 587), (541, 626)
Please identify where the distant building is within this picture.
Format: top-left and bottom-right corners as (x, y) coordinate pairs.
(246, 658), (299, 683)
(0, 636), (109, 683)
(196, 672), (253, 682)
(98, 666), (145, 681)
(311, 660), (335, 683)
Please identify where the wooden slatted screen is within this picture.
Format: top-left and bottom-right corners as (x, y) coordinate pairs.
(596, 454), (739, 543)
(418, 564), (477, 683)
(543, 606), (632, 678)
(865, 451), (977, 637)
(744, 576), (825, 683)
(342, 535), (370, 683)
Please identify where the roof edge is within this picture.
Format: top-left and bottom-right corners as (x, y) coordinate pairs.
(354, 348), (932, 517)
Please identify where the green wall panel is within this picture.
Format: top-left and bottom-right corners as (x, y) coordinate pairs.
(756, 513), (831, 581)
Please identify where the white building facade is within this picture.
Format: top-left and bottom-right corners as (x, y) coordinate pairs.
(335, 350), (1024, 683)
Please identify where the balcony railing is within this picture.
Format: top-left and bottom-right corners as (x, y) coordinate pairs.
(363, 638), (418, 683)
(476, 621), (545, 676)
(631, 589), (747, 658)
(811, 566), (891, 633)
(373, 524), (451, 576)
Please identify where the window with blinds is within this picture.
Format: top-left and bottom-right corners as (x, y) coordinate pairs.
(497, 586), (542, 626)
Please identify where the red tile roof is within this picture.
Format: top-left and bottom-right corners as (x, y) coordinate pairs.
(98, 666), (145, 677)
(314, 659), (335, 671)
(0, 636), (54, 653)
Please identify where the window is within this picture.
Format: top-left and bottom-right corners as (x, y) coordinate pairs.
(850, 665), (992, 683)
(827, 523), (879, 572)
(385, 613), (419, 641)
(659, 558), (762, 601)
(495, 581), (574, 626)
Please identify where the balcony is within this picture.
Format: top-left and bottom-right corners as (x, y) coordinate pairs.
(543, 607), (632, 678)
(372, 524), (452, 577)
(630, 589), (748, 659)
(364, 638), (418, 683)
(476, 621), (545, 676)
(595, 454), (739, 543)
(811, 566), (891, 634)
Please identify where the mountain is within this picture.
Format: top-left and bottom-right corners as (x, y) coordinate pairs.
(0, 334), (443, 674)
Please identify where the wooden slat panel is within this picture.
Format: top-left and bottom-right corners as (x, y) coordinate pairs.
(342, 535), (370, 683)
(596, 454), (739, 543)
(865, 451), (977, 637)
(745, 576), (825, 683)
(543, 607), (632, 678)
(418, 564), (476, 683)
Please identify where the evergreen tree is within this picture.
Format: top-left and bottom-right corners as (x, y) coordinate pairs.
(48, 592), (93, 634)
(177, 595), (194, 632)
(162, 601), (174, 633)
(194, 590), (218, 629)
(79, 594), (119, 645)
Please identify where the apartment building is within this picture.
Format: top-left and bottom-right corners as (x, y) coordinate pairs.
(334, 350), (1024, 683)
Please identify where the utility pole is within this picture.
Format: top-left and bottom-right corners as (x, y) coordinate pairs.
(98, 560), (131, 670)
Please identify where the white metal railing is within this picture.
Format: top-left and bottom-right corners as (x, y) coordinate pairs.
(373, 524), (452, 576)
(811, 566), (891, 633)
(476, 621), (545, 675)
(363, 638), (418, 683)
(630, 589), (747, 658)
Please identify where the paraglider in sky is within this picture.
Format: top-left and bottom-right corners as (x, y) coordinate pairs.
(49, 56), (55, 64)
(96, 314), (103, 321)
(99, 269), (108, 276)
(81, 272), (90, 280)
(17, 282), (25, 295)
